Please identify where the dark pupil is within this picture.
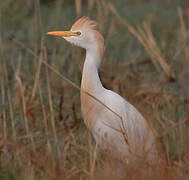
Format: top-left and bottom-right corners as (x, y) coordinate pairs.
(76, 31), (81, 35)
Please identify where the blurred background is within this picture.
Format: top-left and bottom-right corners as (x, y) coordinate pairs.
(0, 0), (189, 179)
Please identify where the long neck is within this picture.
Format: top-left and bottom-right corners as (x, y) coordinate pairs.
(81, 49), (103, 95)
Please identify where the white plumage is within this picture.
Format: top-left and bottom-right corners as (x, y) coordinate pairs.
(47, 17), (158, 163)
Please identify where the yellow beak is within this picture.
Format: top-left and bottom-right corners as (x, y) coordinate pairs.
(47, 31), (76, 37)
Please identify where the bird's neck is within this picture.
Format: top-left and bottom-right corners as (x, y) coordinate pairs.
(81, 49), (103, 94)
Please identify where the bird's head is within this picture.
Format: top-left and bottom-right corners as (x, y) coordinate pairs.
(47, 17), (104, 57)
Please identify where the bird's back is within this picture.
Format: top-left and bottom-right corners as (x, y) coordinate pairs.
(81, 88), (158, 163)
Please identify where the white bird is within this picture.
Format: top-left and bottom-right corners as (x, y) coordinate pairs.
(47, 17), (158, 163)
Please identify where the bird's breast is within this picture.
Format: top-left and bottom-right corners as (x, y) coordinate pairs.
(80, 91), (103, 129)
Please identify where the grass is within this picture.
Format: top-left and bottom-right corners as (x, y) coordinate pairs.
(0, 0), (189, 179)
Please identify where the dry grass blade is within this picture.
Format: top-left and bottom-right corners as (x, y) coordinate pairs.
(178, 7), (189, 62)
(7, 85), (16, 139)
(143, 22), (175, 78)
(42, 59), (81, 90)
(75, 0), (82, 16)
(15, 71), (35, 149)
(108, 2), (175, 79)
(43, 46), (60, 156)
(0, 63), (7, 140)
(102, 120), (129, 145)
(31, 39), (44, 101)
(178, 7), (187, 46)
(89, 140), (98, 179)
(158, 118), (189, 140)
(88, 0), (95, 11)
(0, 17), (7, 138)
(38, 83), (52, 153)
(4, 60), (17, 139)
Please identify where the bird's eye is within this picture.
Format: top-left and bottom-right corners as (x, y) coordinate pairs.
(76, 31), (81, 36)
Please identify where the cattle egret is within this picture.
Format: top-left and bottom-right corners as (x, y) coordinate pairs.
(47, 17), (158, 163)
